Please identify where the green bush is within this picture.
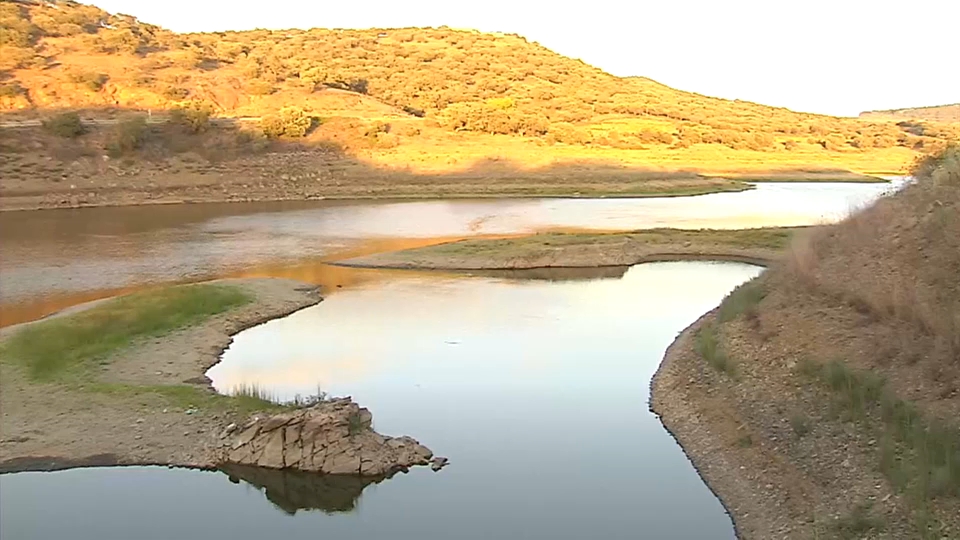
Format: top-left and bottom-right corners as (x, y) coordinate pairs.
(42, 112), (85, 138)
(260, 107), (314, 138)
(68, 71), (109, 91)
(106, 117), (148, 156)
(169, 102), (211, 133)
(162, 86), (190, 100)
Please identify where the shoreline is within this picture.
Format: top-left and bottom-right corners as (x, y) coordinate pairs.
(649, 310), (790, 539)
(0, 184), (751, 213)
(0, 278), (435, 476)
(0, 173), (892, 213)
(649, 310), (746, 539)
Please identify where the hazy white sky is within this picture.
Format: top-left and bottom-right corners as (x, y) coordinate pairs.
(94, 0), (959, 117)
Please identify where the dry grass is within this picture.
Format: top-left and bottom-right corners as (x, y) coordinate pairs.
(724, 146), (960, 537)
(2, 1), (957, 182)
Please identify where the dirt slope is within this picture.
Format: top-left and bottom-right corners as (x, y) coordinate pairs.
(652, 147), (960, 539)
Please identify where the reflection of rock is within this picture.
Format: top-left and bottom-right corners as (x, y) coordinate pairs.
(220, 398), (433, 475)
(221, 463), (384, 515)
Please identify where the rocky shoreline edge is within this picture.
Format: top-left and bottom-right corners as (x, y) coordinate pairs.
(651, 309), (800, 539)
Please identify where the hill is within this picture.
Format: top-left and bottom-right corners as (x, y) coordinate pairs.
(1, 0), (959, 209)
(861, 104), (960, 123)
(652, 146), (960, 538)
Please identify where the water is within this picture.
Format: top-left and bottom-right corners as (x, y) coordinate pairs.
(0, 181), (902, 325)
(0, 184), (889, 538)
(0, 262), (762, 539)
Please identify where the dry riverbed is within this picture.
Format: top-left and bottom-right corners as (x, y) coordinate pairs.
(0, 278), (436, 475)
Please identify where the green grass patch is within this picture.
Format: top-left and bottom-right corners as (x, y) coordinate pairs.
(88, 383), (290, 415)
(230, 381), (329, 408)
(695, 323), (737, 377)
(1, 284), (251, 382)
(717, 280), (767, 323)
(798, 358), (960, 534)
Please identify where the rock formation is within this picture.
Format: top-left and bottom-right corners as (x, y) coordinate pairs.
(220, 398), (433, 475)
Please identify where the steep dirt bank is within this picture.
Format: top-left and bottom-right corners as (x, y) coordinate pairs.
(0, 278), (434, 475)
(339, 228), (800, 271)
(651, 149), (960, 539)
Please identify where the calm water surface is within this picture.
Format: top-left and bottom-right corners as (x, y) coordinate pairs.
(2, 261), (762, 539)
(0, 181), (901, 324)
(0, 184), (891, 538)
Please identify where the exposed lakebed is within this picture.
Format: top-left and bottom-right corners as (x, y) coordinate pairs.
(0, 182), (899, 539)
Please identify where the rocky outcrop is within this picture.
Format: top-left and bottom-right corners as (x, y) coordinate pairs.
(219, 398), (433, 475)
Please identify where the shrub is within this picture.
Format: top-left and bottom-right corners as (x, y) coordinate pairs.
(162, 86), (190, 100)
(106, 117), (148, 156)
(169, 102), (212, 133)
(246, 80), (276, 96)
(260, 107), (314, 138)
(68, 71), (109, 92)
(346, 78), (368, 94)
(0, 81), (25, 98)
(42, 112), (85, 138)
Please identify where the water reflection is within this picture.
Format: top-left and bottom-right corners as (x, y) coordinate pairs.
(221, 464), (385, 515)
(4, 262), (761, 539)
(0, 182), (901, 325)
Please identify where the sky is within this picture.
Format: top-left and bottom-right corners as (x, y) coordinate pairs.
(94, 0), (959, 117)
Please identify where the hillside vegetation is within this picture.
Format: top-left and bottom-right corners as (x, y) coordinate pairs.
(861, 104), (960, 124)
(659, 146), (960, 538)
(1, 0), (958, 209)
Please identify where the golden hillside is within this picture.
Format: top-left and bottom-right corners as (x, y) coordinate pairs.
(860, 103), (960, 124)
(2, 0), (959, 210)
(3, 0), (957, 151)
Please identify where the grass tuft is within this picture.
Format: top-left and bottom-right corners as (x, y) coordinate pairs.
(87, 383), (287, 415)
(717, 280), (767, 324)
(230, 382), (330, 408)
(348, 411), (365, 436)
(798, 358), (960, 532)
(695, 323), (737, 377)
(0, 284), (251, 382)
(790, 413), (811, 438)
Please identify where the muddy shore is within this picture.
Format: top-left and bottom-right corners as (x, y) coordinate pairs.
(0, 278), (433, 475)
